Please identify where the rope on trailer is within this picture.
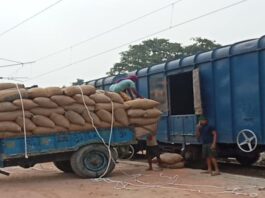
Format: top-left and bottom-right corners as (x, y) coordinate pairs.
(15, 83), (28, 158)
(77, 86), (114, 178)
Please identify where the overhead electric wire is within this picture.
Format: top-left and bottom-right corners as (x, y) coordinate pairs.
(27, 0), (248, 82)
(27, 0), (248, 81)
(0, 0), (64, 38)
(0, 58), (22, 64)
(0, 61), (35, 68)
(35, 0), (185, 62)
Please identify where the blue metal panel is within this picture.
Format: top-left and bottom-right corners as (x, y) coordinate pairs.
(168, 115), (197, 144)
(231, 39), (258, 56)
(137, 68), (148, 77)
(167, 59), (181, 71)
(148, 63), (165, 74)
(157, 116), (168, 142)
(259, 37), (265, 144)
(213, 46), (230, 60)
(138, 77), (148, 98)
(104, 76), (115, 85)
(200, 62), (215, 126)
(212, 57), (233, 143)
(0, 128), (134, 165)
(181, 55), (195, 66)
(196, 51), (212, 63)
(231, 52), (262, 143)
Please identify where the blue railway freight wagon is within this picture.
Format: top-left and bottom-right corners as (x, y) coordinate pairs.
(87, 35), (265, 166)
(0, 128), (135, 177)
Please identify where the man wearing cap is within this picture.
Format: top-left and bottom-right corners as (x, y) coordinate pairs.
(109, 75), (142, 100)
(196, 115), (220, 176)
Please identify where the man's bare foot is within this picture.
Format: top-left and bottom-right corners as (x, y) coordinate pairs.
(146, 168), (153, 171)
(211, 172), (221, 176)
(200, 171), (211, 174)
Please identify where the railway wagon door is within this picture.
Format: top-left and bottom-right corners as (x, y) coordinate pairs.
(168, 69), (201, 145)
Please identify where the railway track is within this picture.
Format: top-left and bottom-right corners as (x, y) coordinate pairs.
(132, 154), (265, 179)
(217, 159), (265, 179)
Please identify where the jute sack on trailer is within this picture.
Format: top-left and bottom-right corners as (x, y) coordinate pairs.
(28, 88), (49, 98)
(95, 102), (126, 111)
(32, 127), (56, 134)
(0, 102), (19, 112)
(90, 93), (111, 103)
(0, 110), (33, 121)
(159, 153), (183, 164)
(129, 118), (159, 126)
(45, 87), (63, 97)
(49, 113), (70, 129)
(32, 115), (55, 128)
(125, 99), (159, 109)
(13, 99), (39, 110)
(97, 121), (111, 128)
(119, 92), (131, 101)
(114, 108), (129, 126)
(96, 109), (112, 123)
(0, 89), (28, 102)
(73, 94), (96, 106)
(64, 103), (94, 114)
(33, 97), (58, 108)
(134, 127), (151, 139)
(65, 110), (85, 125)
(0, 83), (24, 91)
(82, 111), (101, 126)
(68, 123), (93, 131)
(142, 123), (158, 133)
(145, 108), (162, 118)
(30, 107), (64, 116)
(16, 117), (36, 131)
(63, 85), (96, 96)
(0, 121), (21, 132)
(127, 109), (147, 117)
(51, 95), (76, 106)
(105, 92), (124, 104)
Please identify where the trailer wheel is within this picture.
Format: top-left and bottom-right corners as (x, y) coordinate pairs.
(236, 153), (260, 166)
(53, 160), (74, 173)
(71, 144), (115, 178)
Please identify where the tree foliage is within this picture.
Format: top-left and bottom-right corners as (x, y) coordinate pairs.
(107, 37), (221, 75)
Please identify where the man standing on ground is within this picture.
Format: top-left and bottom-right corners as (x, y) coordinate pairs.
(146, 134), (162, 171)
(196, 116), (220, 176)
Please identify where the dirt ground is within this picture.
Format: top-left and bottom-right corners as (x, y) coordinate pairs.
(0, 161), (264, 198)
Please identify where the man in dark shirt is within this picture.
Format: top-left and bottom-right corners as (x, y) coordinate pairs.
(196, 116), (220, 176)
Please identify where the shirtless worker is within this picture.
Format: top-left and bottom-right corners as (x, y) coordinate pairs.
(146, 134), (162, 171)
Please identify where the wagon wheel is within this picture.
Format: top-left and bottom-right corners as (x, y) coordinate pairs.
(236, 129), (257, 153)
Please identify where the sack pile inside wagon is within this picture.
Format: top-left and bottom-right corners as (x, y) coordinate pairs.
(0, 83), (162, 139)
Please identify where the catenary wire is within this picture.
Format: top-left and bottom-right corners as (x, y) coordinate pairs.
(26, 0), (248, 82)
(0, 0), (64, 38)
(35, 0), (185, 62)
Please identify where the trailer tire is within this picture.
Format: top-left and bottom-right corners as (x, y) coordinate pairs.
(53, 160), (74, 173)
(71, 144), (115, 178)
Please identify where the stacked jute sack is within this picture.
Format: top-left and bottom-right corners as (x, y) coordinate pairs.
(153, 153), (184, 169)
(0, 83), (162, 139)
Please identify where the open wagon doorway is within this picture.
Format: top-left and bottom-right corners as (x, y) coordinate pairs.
(168, 71), (195, 115)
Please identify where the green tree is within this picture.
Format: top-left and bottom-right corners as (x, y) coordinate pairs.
(107, 37), (221, 75)
(183, 37), (221, 56)
(107, 38), (183, 75)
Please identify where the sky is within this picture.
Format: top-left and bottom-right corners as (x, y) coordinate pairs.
(0, 0), (264, 87)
